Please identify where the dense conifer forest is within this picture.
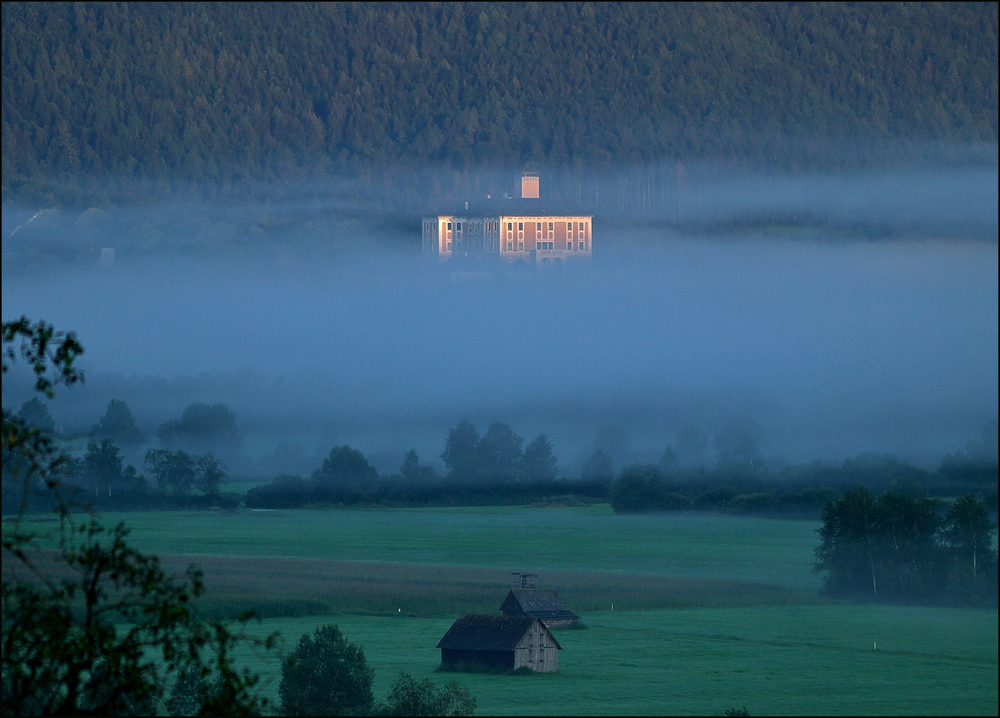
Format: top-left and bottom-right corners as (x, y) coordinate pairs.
(3, 1), (997, 198)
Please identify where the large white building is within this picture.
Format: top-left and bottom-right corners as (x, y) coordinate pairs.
(422, 174), (593, 265)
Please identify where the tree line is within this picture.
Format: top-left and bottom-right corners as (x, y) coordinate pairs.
(15, 396), (241, 455)
(244, 418), (997, 516)
(6, 395), (997, 516)
(3, 396), (247, 512)
(3, 2), (996, 199)
(815, 488), (996, 606)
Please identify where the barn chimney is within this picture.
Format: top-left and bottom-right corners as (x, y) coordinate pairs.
(512, 572), (538, 589)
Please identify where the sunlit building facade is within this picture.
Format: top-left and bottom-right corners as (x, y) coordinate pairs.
(422, 174), (593, 265)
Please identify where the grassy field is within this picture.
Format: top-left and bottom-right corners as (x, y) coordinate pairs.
(89, 506), (824, 591)
(230, 606), (998, 716)
(10, 506), (997, 714)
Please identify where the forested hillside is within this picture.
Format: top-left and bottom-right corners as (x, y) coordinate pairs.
(2, 1), (997, 195)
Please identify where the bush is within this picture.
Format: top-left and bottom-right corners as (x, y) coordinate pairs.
(378, 671), (476, 716)
(610, 463), (666, 511)
(279, 624), (374, 716)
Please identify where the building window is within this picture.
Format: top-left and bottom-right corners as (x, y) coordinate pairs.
(548, 222), (554, 231)
(447, 241), (452, 250)
(507, 241), (513, 250)
(447, 222), (452, 230)
(507, 223), (513, 231)
(579, 222), (584, 231)
(518, 222), (523, 231)
(519, 241), (524, 251)
(457, 222), (462, 231)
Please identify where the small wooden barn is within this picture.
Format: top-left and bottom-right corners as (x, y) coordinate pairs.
(436, 615), (562, 673)
(500, 589), (580, 628)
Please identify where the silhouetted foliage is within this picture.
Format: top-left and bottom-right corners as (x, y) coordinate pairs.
(2, 318), (274, 715)
(312, 445), (379, 500)
(83, 438), (148, 498)
(441, 420), (481, 483)
(477, 422), (524, 485)
(658, 446), (679, 474)
(279, 624), (374, 716)
(714, 418), (765, 472)
(245, 474), (309, 508)
(942, 494), (999, 604)
(593, 422), (630, 469)
(522, 434), (558, 483)
(16, 397), (54, 434)
(377, 671), (476, 716)
(158, 402), (242, 456)
(580, 449), (615, 486)
(610, 464), (668, 512)
(400, 449), (439, 484)
(815, 487), (996, 605)
(92, 398), (143, 447)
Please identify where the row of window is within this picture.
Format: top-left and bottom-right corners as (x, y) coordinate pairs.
(505, 221), (587, 232)
(436, 221), (587, 236)
(502, 241), (586, 251)
(447, 240), (503, 251)
(438, 221), (586, 231)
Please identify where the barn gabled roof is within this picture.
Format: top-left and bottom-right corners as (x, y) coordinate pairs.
(436, 615), (561, 651)
(500, 589), (580, 622)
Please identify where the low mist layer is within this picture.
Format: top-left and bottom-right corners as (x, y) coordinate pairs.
(3, 226), (996, 475)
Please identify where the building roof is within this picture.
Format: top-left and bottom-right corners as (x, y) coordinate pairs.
(427, 197), (592, 218)
(436, 615), (561, 651)
(500, 589), (580, 622)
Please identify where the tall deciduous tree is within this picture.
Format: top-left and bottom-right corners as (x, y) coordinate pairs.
(279, 624), (374, 716)
(477, 421), (523, 484)
(158, 402), (242, 456)
(814, 486), (881, 597)
(311, 445), (378, 499)
(93, 398), (143, 447)
(145, 448), (197, 496)
(943, 494), (998, 599)
(522, 434), (557, 482)
(441, 419), (481, 482)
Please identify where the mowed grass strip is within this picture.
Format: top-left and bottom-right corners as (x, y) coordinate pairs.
(228, 605), (998, 716)
(90, 507), (823, 591)
(145, 554), (813, 619)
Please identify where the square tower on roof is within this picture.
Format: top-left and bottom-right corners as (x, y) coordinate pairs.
(521, 173), (539, 199)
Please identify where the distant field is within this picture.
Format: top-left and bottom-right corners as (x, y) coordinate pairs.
(232, 606), (998, 716)
(89, 506), (823, 592)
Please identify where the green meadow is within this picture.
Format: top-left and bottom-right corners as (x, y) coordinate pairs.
(94, 506), (823, 590)
(230, 606), (997, 716)
(13, 506), (997, 714)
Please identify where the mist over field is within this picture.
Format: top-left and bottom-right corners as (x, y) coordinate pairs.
(3, 166), (997, 476)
